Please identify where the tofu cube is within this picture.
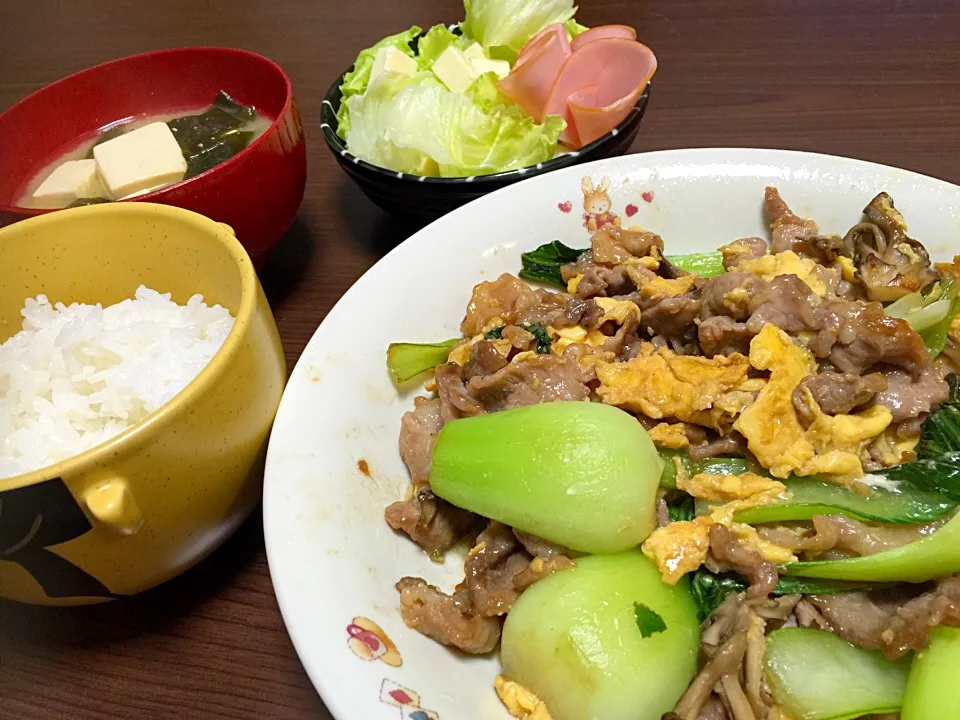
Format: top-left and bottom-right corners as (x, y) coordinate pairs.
(32, 159), (105, 206)
(369, 46), (418, 84)
(93, 122), (187, 199)
(470, 57), (511, 79)
(462, 42), (486, 63)
(431, 46), (478, 93)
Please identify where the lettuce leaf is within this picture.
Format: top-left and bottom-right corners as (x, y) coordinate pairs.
(416, 24), (464, 70)
(461, 0), (577, 58)
(564, 19), (589, 38)
(345, 71), (564, 176)
(336, 26), (422, 139)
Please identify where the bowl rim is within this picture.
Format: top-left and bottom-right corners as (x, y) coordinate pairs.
(0, 46), (295, 217)
(321, 57), (651, 184)
(0, 201), (260, 493)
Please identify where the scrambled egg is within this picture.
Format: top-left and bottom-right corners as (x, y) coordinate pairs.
(950, 313), (960, 347)
(735, 250), (831, 295)
(648, 422), (691, 449)
(837, 255), (857, 282)
(595, 345), (755, 429)
(734, 324), (892, 480)
(566, 274), (584, 294)
(447, 333), (512, 365)
(869, 428), (921, 467)
(550, 298), (640, 353)
(496, 677), (552, 720)
(642, 516), (714, 584)
(638, 275), (698, 300)
(677, 471), (787, 504)
(643, 466), (796, 583)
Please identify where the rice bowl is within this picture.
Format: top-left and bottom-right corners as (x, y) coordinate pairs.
(0, 286), (235, 480)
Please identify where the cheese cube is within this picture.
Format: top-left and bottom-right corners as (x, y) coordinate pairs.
(431, 46), (478, 93)
(93, 122), (187, 199)
(470, 57), (511, 79)
(462, 42), (486, 63)
(369, 46), (418, 84)
(32, 159), (105, 206)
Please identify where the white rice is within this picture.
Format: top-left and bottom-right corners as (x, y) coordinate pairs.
(0, 286), (235, 480)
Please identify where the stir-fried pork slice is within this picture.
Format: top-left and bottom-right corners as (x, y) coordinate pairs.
(793, 371), (887, 420)
(461, 273), (541, 335)
(435, 362), (485, 422)
(758, 515), (944, 558)
(852, 192), (939, 302)
(513, 555), (575, 592)
(399, 397), (442, 482)
(519, 294), (603, 330)
(688, 434), (747, 461)
(882, 576), (960, 659)
(720, 237), (769, 270)
(873, 367), (949, 422)
(708, 524), (779, 599)
(513, 530), (572, 558)
(463, 340), (510, 379)
(467, 353), (590, 412)
(699, 316), (754, 358)
(573, 264), (639, 298)
(805, 592), (895, 650)
(701, 273), (765, 321)
(461, 522), (529, 617)
(385, 486), (476, 555)
(814, 298), (930, 376)
(396, 577), (501, 654)
(590, 225), (665, 265)
(764, 187), (822, 256)
(641, 293), (702, 338)
(746, 274), (821, 335)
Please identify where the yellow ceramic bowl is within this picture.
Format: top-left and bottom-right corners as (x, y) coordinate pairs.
(0, 203), (286, 605)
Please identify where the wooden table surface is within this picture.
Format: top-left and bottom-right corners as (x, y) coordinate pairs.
(1, 0), (959, 717)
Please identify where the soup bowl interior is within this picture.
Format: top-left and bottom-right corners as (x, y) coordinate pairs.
(0, 202), (286, 605)
(0, 47), (306, 263)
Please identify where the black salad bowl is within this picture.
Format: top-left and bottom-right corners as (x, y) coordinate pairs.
(321, 60), (652, 220)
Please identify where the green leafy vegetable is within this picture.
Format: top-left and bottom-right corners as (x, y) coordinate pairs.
(165, 91), (259, 178)
(522, 323), (552, 354)
(658, 452), (750, 490)
(887, 279), (960, 356)
(916, 374), (960, 460)
(519, 240), (587, 287)
(765, 628), (910, 720)
(461, 0), (577, 59)
(667, 496), (695, 523)
(563, 19), (589, 38)
(728, 476), (955, 525)
(386, 339), (458, 384)
(902, 627), (960, 719)
(431, 402), (663, 553)
(484, 323), (551, 353)
(690, 571), (886, 622)
(664, 252), (726, 279)
(502, 552), (699, 720)
(335, 26), (422, 139)
(415, 24), (463, 69)
(634, 602), (667, 638)
(785, 508), (960, 582)
(876, 374), (960, 500)
(345, 70), (565, 176)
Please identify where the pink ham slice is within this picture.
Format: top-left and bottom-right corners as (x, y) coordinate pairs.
(498, 27), (571, 122)
(570, 24), (637, 52)
(545, 38), (657, 147)
(516, 23), (570, 66)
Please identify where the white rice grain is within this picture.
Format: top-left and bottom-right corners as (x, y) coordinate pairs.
(0, 286), (234, 479)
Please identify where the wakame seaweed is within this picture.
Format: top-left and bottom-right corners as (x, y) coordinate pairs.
(167, 91), (258, 178)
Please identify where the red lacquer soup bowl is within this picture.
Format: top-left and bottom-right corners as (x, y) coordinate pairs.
(0, 47), (306, 265)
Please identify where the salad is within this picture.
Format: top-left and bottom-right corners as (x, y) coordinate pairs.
(335, 0), (657, 177)
(385, 188), (960, 720)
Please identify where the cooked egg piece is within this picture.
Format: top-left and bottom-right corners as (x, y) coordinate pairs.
(734, 324), (891, 481)
(641, 516), (713, 585)
(639, 274), (697, 300)
(648, 422), (690, 449)
(596, 344), (752, 428)
(496, 676), (553, 720)
(678, 471), (787, 504)
(735, 250), (831, 295)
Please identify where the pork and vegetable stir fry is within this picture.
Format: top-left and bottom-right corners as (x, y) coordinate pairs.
(385, 188), (960, 720)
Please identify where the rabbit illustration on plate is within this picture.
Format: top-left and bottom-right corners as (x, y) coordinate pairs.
(581, 176), (621, 232)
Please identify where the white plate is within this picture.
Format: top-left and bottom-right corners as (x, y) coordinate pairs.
(264, 148), (960, 720)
